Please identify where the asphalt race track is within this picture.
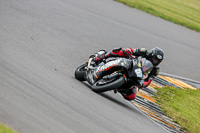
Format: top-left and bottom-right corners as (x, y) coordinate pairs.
(0, 0), (200, 133)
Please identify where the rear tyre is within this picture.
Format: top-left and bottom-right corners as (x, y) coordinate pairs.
(74, 63), (87, 81)
(92, 76), (125, 93)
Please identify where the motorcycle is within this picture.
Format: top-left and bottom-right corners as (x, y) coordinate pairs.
(74, 56), (153, 93)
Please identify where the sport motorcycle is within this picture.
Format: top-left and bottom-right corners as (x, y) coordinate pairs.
(74, 56), (153, 93)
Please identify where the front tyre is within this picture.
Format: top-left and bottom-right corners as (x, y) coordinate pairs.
(92, 76), (125, 93)
(74, 63), (87, 81)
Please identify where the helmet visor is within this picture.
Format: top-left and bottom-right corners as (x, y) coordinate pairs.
(152, 57), (159, 66)
(142, 59), (153, 74)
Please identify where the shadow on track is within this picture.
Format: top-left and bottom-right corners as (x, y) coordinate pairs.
(98, 93), (138, 112)
(77, 80), (140, 113)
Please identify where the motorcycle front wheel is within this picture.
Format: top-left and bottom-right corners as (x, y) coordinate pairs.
(91, 76), (125, 93)
(74, 63), (87, 81)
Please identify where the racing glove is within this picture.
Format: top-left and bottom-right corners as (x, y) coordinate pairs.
(132, 48), (147, 57)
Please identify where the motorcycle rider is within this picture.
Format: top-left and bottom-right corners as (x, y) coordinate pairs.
(91, 47), (164, 101)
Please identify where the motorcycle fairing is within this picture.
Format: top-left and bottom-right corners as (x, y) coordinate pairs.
(86, 58), (131, 85)
(94, 58), (132, 79)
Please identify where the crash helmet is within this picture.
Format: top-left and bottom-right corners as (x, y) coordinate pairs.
(146, 47), (164, 66)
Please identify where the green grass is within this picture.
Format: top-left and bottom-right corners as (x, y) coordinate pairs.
(155, 87), (200, 133)
(0, 123), (17, 133)
(115, 0), (200, 32)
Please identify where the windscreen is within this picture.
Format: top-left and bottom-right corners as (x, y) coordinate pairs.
(141, 59), (153, 74)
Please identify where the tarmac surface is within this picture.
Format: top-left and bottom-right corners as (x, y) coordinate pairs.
(0, 0), (200, 133)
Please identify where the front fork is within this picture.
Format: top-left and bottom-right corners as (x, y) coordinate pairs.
(87, 58), (93, 70)
(86, 58), (98, 85)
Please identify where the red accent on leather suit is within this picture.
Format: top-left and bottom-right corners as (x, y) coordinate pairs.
(107, 48), (135, 58)
(122, 93), (136, 100)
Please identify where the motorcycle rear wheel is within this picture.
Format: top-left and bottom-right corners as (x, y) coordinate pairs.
(91, 76), (125, 93)
(74, 63), (87, 81)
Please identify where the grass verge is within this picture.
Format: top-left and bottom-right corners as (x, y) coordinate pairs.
(114, 0), (200, 32)
(0, 123), (17, 133)
(155, 87), (200, 133)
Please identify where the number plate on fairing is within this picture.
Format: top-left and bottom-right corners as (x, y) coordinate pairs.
(134, 68), (143, 78)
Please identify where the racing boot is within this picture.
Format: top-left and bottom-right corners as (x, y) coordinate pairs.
(119, 87), (137, 101)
